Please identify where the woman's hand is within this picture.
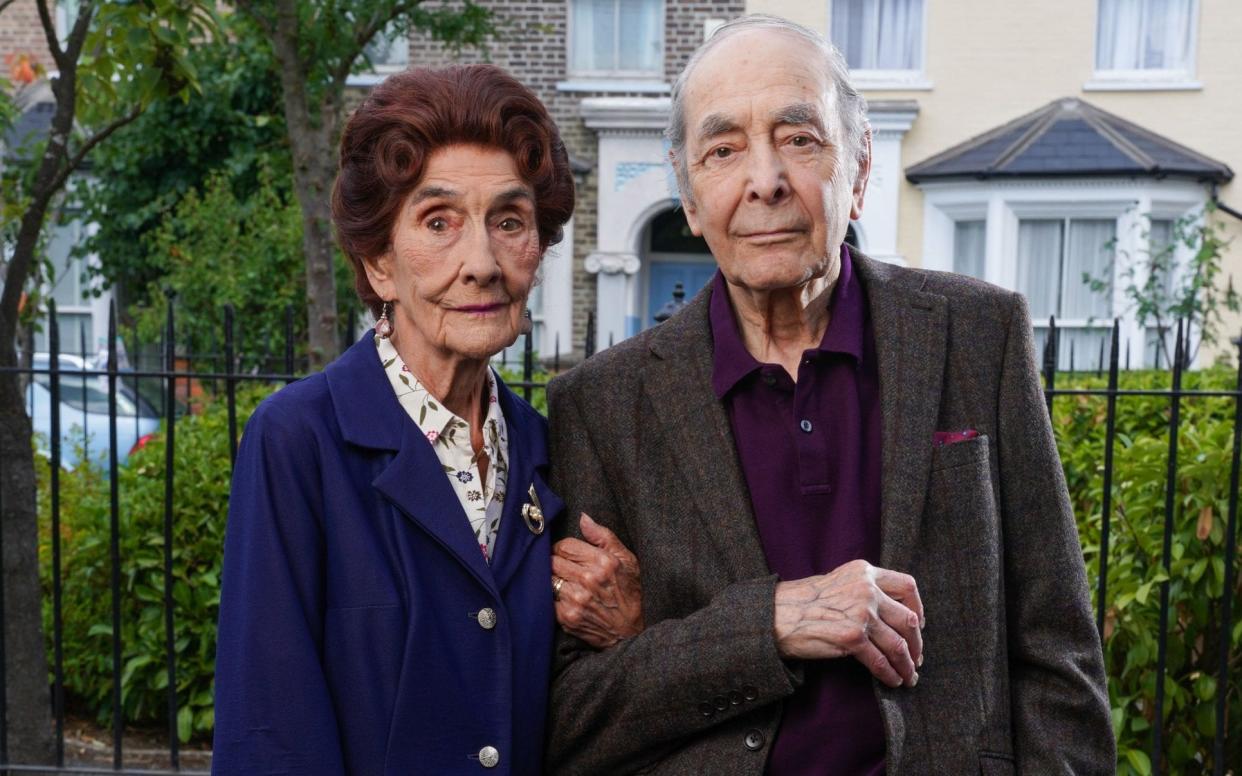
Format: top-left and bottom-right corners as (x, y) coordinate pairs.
(552, 513), (644, 649)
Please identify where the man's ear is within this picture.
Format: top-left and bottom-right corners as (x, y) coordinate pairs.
(849, 128), (873, 221)
(671, 150), (704, 236)
(362, 249), (397, 303)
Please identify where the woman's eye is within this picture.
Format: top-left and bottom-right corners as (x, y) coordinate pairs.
(711, 147), (732, 160)
(427, 217), (448, 233)
(790, 135), (812, 147)
(498, 217), (523, 232)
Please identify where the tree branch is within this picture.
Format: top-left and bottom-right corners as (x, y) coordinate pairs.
(327, 0), (421, 94)
(0, 0), (21, 17)
(47, 105), (143, 195)
(232, 0), (276, 38)
(34, 0), (65, 70)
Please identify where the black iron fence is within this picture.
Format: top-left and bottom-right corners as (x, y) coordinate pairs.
(0, 301), (1237, 774)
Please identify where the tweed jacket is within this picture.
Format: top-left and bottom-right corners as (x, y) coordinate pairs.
(545, 252), (1114, 775)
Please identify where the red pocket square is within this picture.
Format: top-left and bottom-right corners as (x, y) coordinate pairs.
(933, 429), (979, 448)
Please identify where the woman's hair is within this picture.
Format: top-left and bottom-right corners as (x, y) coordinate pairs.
(332, 64), (575, 317)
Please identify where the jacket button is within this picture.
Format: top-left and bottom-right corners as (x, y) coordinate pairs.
(713, 695), (728, 711)
(744, 729), (765, 751)
(743, 685), (758, 701)
(478, 745), (499, 767)
(477, 608), (497, 630)
(698, 701), (715, 717)
(729, 690), (744, 705)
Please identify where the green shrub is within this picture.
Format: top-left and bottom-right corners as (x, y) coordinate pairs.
(1053, 367), (1242, 774)
(38, 383), (276, 741)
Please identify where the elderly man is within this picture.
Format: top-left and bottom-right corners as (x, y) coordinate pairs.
(545, 14), (1113, 776)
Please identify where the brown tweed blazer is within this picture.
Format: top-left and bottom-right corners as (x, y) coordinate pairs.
(545, 252), (1114, 775)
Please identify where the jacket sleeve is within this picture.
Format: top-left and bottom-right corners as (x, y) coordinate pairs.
(996, 293), (1115, 774)
(544, 373), (798, 775)
(211, 399), (345, 775)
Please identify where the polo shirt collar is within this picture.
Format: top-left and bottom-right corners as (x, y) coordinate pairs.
(709, 244), (864, 399)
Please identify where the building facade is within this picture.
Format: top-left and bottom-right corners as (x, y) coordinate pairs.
(748, 0), (1242, 367)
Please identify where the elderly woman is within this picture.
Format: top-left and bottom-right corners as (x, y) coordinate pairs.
(212, 65), (641, 775)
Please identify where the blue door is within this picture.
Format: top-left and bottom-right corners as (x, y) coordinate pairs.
(647, 261), (716, 329)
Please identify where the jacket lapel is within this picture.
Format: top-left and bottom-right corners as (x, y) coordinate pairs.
(327, 334), (501, 599)
(644, 287), (771, 581)
(853, 254), (948, 573)
(489, 381), (560, 591)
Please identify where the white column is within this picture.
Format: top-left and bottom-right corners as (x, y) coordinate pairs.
(858, 101), (919, 265)
(540, 216), (574, 360)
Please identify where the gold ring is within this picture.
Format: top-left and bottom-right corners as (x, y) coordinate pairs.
(552, 576), (565, 601)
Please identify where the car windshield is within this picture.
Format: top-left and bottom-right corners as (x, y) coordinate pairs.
(33, 372), (147, 417)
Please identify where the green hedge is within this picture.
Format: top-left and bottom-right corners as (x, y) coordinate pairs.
(37, 367), (1242, 769)
(37, 384), (273, 742)
(1054, 367), (1242, 774)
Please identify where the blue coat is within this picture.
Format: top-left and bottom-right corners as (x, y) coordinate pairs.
(212, 334), (561, 775)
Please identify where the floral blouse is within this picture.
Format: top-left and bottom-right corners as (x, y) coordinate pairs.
(376, 335), (509, 563)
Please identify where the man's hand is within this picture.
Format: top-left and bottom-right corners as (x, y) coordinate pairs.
(773, 559), (924, 688)
(552, 513), (645, 648)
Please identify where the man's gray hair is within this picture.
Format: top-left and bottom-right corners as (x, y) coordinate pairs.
(666, 14), (870, 202)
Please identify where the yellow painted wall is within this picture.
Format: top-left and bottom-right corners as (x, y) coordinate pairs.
(744, 0), (1242, 352)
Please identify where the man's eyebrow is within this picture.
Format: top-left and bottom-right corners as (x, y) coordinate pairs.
(696, 113), (739, 142)
(409, 185), (458, 205)
(772, 102), (826, 131)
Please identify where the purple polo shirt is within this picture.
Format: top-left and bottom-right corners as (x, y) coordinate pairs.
(710, 246), (885, 776)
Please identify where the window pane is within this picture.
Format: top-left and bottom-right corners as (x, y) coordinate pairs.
(953, 220), (986, 279)
(47, 220), (83, 307)
(364, 23), (409, 69)
(1097, 0), (1193, 71)
(617, 0), (663, 72)
(570, 0), (619, 72)
(1062, 219), (1114, 319)
(1016, 220), (1063, 321)
(832, 0), (923, 70)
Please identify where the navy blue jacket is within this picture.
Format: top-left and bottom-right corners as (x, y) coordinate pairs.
(212, 334), (561, 775)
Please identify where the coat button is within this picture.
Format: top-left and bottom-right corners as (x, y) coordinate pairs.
(743, 685), (758, 700)
(478, 745), (500, 768)
(698, 701), (715, 717)
(729, 690), (744, 705)
(477, 608), (497, 630)
(713, 695), (728, 711)
(743, 729), (765, 751)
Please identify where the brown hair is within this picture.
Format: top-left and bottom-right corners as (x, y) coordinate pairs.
(332, 65), (575, 317)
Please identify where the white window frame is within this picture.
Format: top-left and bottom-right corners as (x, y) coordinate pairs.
(564, 0), (666, 85)
(826, 0), (933, 91)
(1085, 0), (1202, 92)
(921, 178), (1208, 368)
(347, 23), (410, 87)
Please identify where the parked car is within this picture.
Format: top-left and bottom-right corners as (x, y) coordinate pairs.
(25, 353), (161, 468)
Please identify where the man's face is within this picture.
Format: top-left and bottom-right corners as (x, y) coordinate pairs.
(678, 29), (870, 294)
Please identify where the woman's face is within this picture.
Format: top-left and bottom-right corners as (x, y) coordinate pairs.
(365, 144), (542, 363)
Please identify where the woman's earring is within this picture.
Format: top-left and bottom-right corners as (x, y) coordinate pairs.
(376, 301), (393, 339)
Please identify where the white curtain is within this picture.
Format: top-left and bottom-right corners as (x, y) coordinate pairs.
(1062, 219), (1115, 320)
(953, 220), (986, 279)
(1016, 220), (1063, 322)
(832, 0), (923, 70)
(618, 0), (662, 72)
(572, 0), (661, 73)
(1097, 0), (1194, 71)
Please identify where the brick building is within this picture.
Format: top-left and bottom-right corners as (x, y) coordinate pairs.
(405, 0), (745, 360)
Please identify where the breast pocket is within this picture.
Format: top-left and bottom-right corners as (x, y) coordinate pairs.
(930, 433), (990, 473)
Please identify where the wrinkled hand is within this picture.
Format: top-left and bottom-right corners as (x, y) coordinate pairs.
(773, 559), (925, 688)
(552, 513), (644, 649)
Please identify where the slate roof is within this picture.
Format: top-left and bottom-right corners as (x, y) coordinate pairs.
(906, 98), (1233, 184)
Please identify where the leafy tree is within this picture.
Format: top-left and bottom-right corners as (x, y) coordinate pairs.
(0, 0), (213, 761)
(74, 19), (289, 311)
(231, 0), (494, 368)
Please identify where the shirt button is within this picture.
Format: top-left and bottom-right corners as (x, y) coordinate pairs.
(478, 745), (500, 768)
(762, 374), (776, 386)
(477, 608), (497, 630)
(743, 729), (765, 751)
(799, 419), (813, 433)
